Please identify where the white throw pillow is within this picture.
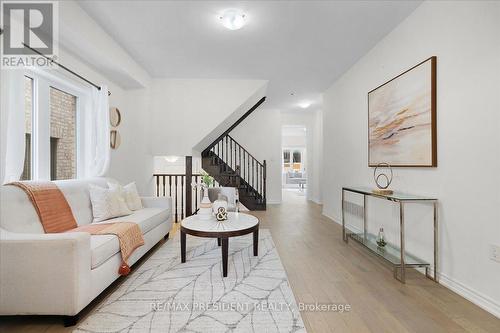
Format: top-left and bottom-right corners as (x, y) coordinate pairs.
(88, 184), (132, 222)
(108, 181), (143, 211)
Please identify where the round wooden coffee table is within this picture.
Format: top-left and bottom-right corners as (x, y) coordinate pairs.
(180, 212), (259, 277)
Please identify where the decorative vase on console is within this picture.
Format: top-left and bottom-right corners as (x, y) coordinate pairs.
(192, 171), (215, 220)
(376, 227), (387, 248)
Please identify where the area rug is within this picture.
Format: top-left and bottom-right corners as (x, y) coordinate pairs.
(75, 229), (306, 332)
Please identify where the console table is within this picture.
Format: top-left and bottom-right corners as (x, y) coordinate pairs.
(342, 186), (438, 283)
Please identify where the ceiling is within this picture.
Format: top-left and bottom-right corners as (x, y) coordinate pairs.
(78, 0), (421, 112)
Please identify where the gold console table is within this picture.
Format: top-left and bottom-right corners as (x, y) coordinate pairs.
(342, 186), (438, 283)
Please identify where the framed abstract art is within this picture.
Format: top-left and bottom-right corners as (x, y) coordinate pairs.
(368, 56), (437, 167)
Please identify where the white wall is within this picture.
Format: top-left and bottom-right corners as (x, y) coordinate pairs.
(282, 129), (307, 148)
(311, 111), (323, 204)
(322, 1), (500, 317)
(154, 156), (203, 174)
(281, 111), (323, 204)
(149, 79), (267, 157)
(230, 109), (282, 204)
(109, 89), (153, 194)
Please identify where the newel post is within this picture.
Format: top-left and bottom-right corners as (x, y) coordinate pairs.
(263, 160), (267, 204)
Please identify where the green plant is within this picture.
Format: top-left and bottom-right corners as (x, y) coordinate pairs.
(200, 171), (213, 187)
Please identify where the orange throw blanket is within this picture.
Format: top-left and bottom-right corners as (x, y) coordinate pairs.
(9, 181), (144, 276)
(8, 181), (77, 233)
(66, 222), (145, 276)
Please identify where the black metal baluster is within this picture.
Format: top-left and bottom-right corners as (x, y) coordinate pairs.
(263, 160), (267, 203)
(257, 166), (259, 196)
(252, 159), (254, 190)
(226, 136), (229, 166)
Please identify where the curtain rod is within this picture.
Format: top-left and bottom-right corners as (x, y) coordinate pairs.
(22, 43), (111, 96)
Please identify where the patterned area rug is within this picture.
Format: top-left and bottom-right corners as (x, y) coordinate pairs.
(75, 229), (306, 332)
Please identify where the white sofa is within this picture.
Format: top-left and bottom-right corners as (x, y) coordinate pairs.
(0, 178), (172, 324)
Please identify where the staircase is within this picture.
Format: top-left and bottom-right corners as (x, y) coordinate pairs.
(202, 134), (266, 210)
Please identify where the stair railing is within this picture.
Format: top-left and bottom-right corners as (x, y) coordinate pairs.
(153, 173), (221, 222)
(203, 134), (266, 204)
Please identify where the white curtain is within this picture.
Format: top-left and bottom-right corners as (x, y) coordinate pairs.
(82, 85), (110, 178)
(0, 70), (26, 184)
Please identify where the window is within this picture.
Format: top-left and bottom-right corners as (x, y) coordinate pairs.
(21, 71), (85, 181)
(293, 150), (301, 163)
(21, 76), (33, 180)
(283, 148), (304, 172)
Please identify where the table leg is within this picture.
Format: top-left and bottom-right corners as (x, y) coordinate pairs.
(434, 201), (438, 282)
(342, 189), (347, 242)
(181, 230), (186, 263)
(222, 238), (228, 277)
(363, 194), (367, 243)
(217, 238), (221, 246)
(399, 202), (406, 283)
(253, 228), (259, 256)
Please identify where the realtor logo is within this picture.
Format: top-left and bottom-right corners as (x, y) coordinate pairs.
(1, 0), (58, 67)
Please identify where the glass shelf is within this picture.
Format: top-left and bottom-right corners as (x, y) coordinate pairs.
(348, 233), (430, 267)
(343, 186), (437, 202)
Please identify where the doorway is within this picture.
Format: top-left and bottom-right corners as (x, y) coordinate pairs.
(282, 126), (307, 199)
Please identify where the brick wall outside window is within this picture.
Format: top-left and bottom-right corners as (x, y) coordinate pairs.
(23, 82), (77, 180)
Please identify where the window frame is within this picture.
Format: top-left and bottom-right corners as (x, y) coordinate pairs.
(24, 68), (89, 181)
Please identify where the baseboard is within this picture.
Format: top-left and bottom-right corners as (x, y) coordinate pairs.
(436, 271), (500, 318)
(321, 209), (500, 319)
(322, 210), (340, 224)
(266, 200), (282, 205)
(309, 197), (322, 204)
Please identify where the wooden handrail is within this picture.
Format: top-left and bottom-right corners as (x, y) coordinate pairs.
(153, 173), (202, 177)
(205, 96), (266, 151)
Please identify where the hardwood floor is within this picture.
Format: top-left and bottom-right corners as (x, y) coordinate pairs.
(1, 190), (499, 332)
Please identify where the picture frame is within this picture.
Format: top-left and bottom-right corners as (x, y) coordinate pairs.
(368, 56), (437, 167)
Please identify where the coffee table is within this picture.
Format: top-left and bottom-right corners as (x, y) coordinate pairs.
(180, 212), (259, 277)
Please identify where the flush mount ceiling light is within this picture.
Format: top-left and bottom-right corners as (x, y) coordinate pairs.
(298, 101), (311, 109)
(219, 9), (246, 30)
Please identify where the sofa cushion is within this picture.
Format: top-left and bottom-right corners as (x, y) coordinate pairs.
(90, 234), (119, 269)
(89, 207), (169, 268)
(103, 208), (169, 234)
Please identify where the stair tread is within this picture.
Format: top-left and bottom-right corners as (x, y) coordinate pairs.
(202, 149), (265, 210)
